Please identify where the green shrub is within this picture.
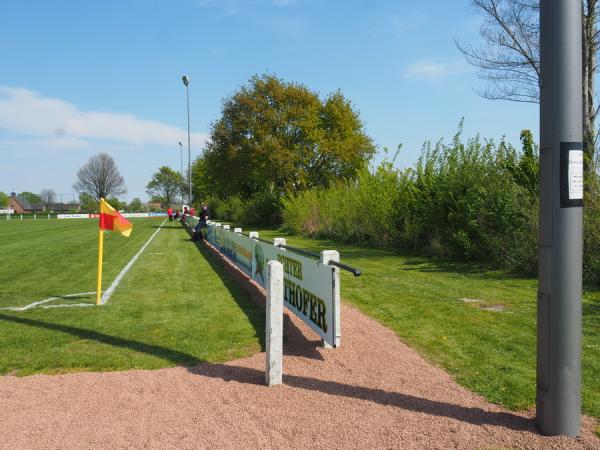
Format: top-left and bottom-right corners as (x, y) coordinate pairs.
(283, 123), (542, 274)
(584, 175), (600, 284)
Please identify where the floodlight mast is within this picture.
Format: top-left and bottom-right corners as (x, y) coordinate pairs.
(182, 75), (192, 205)
(537, 0), (583, 437)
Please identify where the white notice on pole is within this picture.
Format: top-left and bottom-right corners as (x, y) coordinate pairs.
(568, 150), (584, 200)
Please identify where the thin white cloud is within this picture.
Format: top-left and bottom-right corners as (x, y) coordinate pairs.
(404, 59), (470, 81)
(0, 87), (208, 148)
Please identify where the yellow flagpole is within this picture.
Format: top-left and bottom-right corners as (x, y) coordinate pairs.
(96, 224), (104, 306)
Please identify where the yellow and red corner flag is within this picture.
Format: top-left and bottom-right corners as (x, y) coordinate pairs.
(99, 198), (133, 237)
(96, 198), (134, 305)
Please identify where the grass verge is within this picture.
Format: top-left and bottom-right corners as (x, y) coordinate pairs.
(254, 228), (600, 419)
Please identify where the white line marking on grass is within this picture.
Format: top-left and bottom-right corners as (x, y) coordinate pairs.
(0, 219), (168, 311)
(0, 292), (96, 311)
(100, 218), (167, 305)
(39, 303), (94, 309)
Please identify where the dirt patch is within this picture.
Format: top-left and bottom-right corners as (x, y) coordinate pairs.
(480, 304), (507, 312)
(461, 298), (484, 303)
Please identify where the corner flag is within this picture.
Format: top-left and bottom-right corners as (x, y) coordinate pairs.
(99, 198), (133, 237)
(96, 198), (133, 305)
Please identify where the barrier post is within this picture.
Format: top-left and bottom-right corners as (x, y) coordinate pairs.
(223, 224), (230, 230)
(249, 231), (259, 239)
(34, 213), (36, 220)
(20, 214), (22, 220)
(266, 260), (284, 387)
(234, 227), (242, 233)
(321, 250), (341, 348)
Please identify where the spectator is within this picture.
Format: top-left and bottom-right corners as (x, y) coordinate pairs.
(167, 207), (173, 222)
(192, 202), (210, 241)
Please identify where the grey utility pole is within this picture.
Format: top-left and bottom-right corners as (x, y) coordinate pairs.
(182, 75), (192, 205)
(537, 0), (583, 437)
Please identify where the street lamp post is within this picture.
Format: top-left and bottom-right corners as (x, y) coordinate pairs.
(178, 141), (184, 206)
(182, 75), (192, 205)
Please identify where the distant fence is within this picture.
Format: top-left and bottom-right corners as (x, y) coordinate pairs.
(2, 212), (167, 220)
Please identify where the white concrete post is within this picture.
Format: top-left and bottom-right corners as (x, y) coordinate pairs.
(223, 224), (230, 230)
(249, 231), (259, 239)
(34, 213), (36, 220)
(20, 214), (22, 220)
(273, 237), (286, 247)
(48, 214), (50, 219)
(321, 250), (341, 348)
(234, 227), (242, 233)
(266, 260), (284, 387)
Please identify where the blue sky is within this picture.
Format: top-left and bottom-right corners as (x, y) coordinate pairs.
(0, 0), (538, 202)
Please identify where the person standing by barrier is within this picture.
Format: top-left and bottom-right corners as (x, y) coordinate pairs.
(167, 206), (173, 222)
(192, 202), (210, 241)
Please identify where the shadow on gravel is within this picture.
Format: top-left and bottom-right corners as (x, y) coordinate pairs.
(0, 314), (203, 366)
(0, 313), (535, 433)
(189, 362), (536, 433)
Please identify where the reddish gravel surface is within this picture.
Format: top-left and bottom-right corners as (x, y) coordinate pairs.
(1, 304), (599, 449)
(1, 242), (599, 449)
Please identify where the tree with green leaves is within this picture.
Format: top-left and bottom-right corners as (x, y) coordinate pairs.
(200, 74), (376, 199)
(146, 166), (184, 207)
(106, 197), (125, 211)
(128, 198), (143, 212)
(79, 193), (97, 212)
(0, 191), (8, 207)
(18, 192), (42, 205)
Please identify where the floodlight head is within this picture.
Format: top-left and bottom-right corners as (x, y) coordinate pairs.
(182, 75), (190, 86)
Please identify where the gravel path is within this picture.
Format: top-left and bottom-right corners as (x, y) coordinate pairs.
(1, 241), (599, 449)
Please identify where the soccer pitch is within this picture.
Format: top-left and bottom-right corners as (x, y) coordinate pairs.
(0, 218), (264, 375)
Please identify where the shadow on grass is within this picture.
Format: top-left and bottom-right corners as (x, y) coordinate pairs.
(0, 314), (202, 366)
(188, 362), (535, 432)
(181, 223), (324, 361)
(192, 240), (267, 350)
(0, 313), (534, 432)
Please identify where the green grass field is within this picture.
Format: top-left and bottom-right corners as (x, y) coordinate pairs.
(1, 219), (598, 425)
(255, 229), (600, 420)
(0, 218), (264, 375)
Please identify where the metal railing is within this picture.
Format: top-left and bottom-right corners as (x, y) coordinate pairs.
(245, 234), (362, 277)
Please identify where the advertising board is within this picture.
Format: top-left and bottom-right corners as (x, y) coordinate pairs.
(57, 214), (90, 219)
(204, 223), (338, 347)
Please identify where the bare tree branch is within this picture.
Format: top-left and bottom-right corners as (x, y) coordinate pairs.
(73, 153), (126, 201)
(458, 0), (599, 166)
